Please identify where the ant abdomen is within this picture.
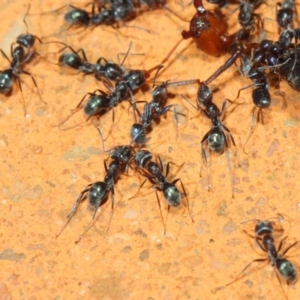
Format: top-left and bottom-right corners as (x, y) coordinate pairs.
(276, 258), (297, 282)
(208, 128), (225, 153)
(88, 182), (107, 208)
(162, 182), (181, 207)
(252, 87), (271, 108)
(64, 9), (90, 26)
(0, 70), (13, 94)
(83, 95), (109, 116)
(131, 123), (146, 145)
(59, 53), (81, 69)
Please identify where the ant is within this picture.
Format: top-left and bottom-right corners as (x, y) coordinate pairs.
(130, 149), (193, 233)
(216, 217), (299, 299)
(0, 5), (46, 114)
(276, 0), (297, 32)
(58, 41), (143, 83)
(130, 66), (199, 145)
(182, 83), (236, 197)
(56, 142), (134, 242)
(49, 1), (138, 31)
(56, 63), (162, 128)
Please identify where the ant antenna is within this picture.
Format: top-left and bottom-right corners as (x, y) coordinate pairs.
(152, 65), (164, 87)
(120, 41), (133, 66)
(23, 4), (31, 33)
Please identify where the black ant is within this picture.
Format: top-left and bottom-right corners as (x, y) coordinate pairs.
(49, 1), (137, 31)
(56, 63), (162, 128)
(276, 0), (297, 32)
(182, 83), (236, 196)
(58, 41), (143, 82)
(234, 55), (292, 152)
(0, 4), (66, 114)
(130, 149), (193, 233)
(216, 217), (299, 299)
(130, 66), (199, 145)
(56, 142), (134, 242)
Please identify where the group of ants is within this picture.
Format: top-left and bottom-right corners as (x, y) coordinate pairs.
(1, 0), (300, 297)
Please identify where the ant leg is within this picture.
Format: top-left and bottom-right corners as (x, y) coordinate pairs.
(281, 240), (300, 256)
(223, 132), (235, 198)
(56, 184), (92, 238)
(223, 122), (240, 166)
(172, 177), (194, 223)
(21, 69), (45, 105)
(243, 107), (256, 155)
(97, 127), (106, 152)
(235, 83), (256, 100)
(161, 39), (185, 64)
(128, 179), (148, 200)
(54, 92), (96, 127)
(106, 187), (115, 232)
(155, 189), (167, 235)
(204, 50), (241, 85)
(181, 93), (199, 111)
(119, 41), (132, 66)
(14, 76), (27, 116)
(274, 270), (289, 300)
(257, 108), (264, 125)
(214, 258), (268, 291)
(75, 194), (108, 244)
(274, 90), (287, 109)
(0, 49), (11, 64)
(165, 161), (184, 178)
(200, 136), (212, 191)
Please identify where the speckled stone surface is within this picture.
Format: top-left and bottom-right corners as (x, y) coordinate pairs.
(0, 1), (300, 299)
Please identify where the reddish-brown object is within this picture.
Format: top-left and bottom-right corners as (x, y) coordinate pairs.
(181, 0), (227, 56)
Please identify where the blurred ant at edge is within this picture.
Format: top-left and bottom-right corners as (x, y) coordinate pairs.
(56, 135), (135, 242)
(0, 4), (57, 115)
(129, 148), (194, 234)
(181, 83), (237, 198)
(215, 215), (299, 299)
(37, 0), (176, 34)
(130, 65), (200, 147)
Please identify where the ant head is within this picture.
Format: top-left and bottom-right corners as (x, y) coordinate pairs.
(241, 215), (285, 237)
(16, 34), (35, 49)
(134, 149), (152, 169)
(255, 220), (274, 236)
(110, 145), (135, 165)
(197, 83), (212, 109)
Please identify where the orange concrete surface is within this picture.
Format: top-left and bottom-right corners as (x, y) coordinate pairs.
(0, 0), (300, 299)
